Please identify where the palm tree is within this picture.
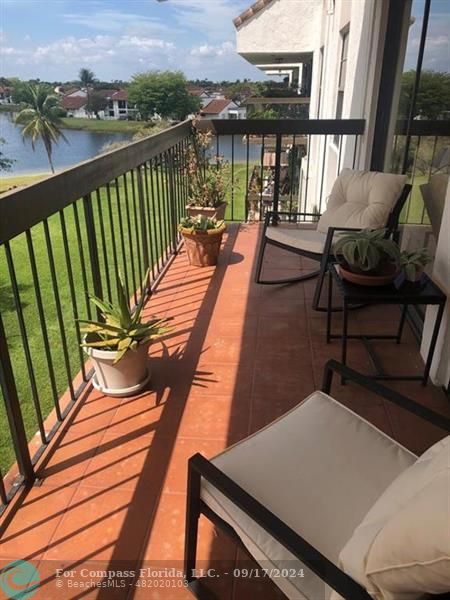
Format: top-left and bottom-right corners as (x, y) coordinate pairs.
(79, 68), (96, 116)
(15, 84), (68, 173)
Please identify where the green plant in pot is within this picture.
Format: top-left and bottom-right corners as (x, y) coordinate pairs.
(400, 248), (431, 283)
(179, 215), (226, 267)
(79, 270), (172, 397)
(186, 127), (230, 220)
(333, 228), (400, 286)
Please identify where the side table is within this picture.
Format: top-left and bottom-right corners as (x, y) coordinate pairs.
(327, 263), (446, 385)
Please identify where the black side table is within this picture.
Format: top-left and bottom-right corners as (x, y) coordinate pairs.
(327, 263), (446, 385)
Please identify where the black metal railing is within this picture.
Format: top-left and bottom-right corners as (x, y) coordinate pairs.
(197, 118), (366, 223)
(0, 120), (193, 510)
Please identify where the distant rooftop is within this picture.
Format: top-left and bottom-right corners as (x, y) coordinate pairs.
(201, 98), (234, 115)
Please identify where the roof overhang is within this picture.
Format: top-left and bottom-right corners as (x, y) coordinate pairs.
(239, 52), (313, 66)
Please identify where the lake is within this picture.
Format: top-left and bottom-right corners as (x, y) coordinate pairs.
(0, 112), (262, 175)
(0, 112), (132, 175)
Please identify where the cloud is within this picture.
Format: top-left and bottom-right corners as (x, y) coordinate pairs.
(190, 41), (235, 58)
(63, 9), (170, 35)
(169, 0), (247, 41)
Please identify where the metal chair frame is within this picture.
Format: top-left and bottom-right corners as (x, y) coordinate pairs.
(254, 184), (412, 311)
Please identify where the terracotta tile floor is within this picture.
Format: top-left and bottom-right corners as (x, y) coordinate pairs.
(1, 223), (449, 600)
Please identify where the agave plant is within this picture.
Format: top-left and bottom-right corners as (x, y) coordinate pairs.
(79, 270), (172, 363)
(333, 229), (400, 273)
(400, 248), (431, 281)
(179, 214), (225, 233)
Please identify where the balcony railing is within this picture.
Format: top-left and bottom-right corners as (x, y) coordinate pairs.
(0, 116), (448, 512)
(0, 120), (193, 510)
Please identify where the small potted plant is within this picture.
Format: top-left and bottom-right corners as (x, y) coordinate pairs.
(79, 271), (172, 397)
(400, 248), (431, 283)
(186, 128), (229, 220)
(333, 228), (400, 286)
(179, 215), (226, 267)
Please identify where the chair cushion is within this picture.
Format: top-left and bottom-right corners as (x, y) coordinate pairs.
(266, 225), (327, 255)
(201, 391), (416, 600)
(317, 170), (407, 234)
(336, 436), (450, 600)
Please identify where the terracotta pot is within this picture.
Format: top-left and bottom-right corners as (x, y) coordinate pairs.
(186, 202), (227, 220)
(84, 335), (151, 397)
(339, 262), (399, 286)
(181, 226), (225, 267)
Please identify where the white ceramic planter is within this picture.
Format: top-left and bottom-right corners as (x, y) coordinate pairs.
(84, 337), (151, 397)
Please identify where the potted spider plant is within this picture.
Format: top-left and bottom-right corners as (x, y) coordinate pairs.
(333, 229), (400, 286)
(400, 248), (431, 283)
(186, 128), (229, 220)
(179, 215), (226, 267)
(79, 271), (172, 397)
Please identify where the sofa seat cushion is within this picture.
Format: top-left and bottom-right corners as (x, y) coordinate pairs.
(317, 170), (407, 234)
(201, 392), (416, 600)
(266, 225), (327, 255)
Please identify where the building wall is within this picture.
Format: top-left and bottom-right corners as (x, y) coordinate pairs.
(236, 0), (320, 55)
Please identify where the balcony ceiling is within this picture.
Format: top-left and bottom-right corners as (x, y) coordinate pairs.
(239, 51), (313, 66)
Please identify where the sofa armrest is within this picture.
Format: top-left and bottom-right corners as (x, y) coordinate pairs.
(322, 360), (450, 433)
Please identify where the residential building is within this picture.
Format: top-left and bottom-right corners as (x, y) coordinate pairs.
(0, 86), (12, 104)
(199, 98), (247, 119)
(60, 87), (135, 119)
(61, 94), (88, 118)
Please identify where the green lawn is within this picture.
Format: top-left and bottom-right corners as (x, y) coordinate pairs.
(0, 173), (46, 194)
(60, 117), (143, 134)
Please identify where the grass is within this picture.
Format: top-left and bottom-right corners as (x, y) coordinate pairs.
(0, 173), (46, 193)
(60, 117), (143, 134)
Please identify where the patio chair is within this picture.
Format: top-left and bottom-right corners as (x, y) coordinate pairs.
(185, 360), (450, 600)
(254, 169), (412, 310)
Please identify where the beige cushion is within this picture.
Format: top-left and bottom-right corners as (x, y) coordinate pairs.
(317, 170), (407, 234)
(336, 436), (450, 600)
(201, 392), (416, 600)
(266, 225), (327, 254)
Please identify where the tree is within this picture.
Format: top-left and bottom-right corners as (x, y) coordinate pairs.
(15, 84), (68, 173)
(399, 70), (450, 120)
(0, 138), (15, 172)
(87, 91), (108, 118)
(79, 68), (96, 116)
(129, 70), (200, 120)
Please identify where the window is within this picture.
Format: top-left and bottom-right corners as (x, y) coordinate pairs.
(334, 28), (349, 144)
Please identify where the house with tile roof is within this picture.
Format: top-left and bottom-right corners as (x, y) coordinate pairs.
(199, 98), (246, 120)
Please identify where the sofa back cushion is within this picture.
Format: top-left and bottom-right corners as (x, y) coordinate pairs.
(335, 435), (450, 600)
(317, 170), (407, 233)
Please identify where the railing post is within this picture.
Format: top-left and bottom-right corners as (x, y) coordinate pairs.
(82, 194), (103, 313)
(272, 133), (282, 224)
(0, 312), (34, 485)
(137, 165), (150, 277)
(167, 149), (179, 254)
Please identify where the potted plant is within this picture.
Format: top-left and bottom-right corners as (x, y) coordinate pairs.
(186, 128), (229, 220)
(79, 271), (172, 397)
(179, 215), (226, 267)
(333, 228), (400, 286)
(400, 248), (431, 283)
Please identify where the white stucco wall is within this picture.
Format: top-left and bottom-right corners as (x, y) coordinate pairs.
(236, 0), (321, 55)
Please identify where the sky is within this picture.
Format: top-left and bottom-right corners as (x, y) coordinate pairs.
(0, 0), (264, 82)
(0, 0), (448, 84)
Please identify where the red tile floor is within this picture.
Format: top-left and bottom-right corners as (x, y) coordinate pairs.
(1, 224), (449, 600)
